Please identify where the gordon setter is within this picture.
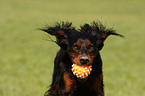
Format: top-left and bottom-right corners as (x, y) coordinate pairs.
(41, 21), (123, 96)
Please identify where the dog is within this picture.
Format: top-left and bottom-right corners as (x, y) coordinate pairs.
(41, 21), (123, 96)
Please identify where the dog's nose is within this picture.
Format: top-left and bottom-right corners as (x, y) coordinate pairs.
(80, 57), (89, 64)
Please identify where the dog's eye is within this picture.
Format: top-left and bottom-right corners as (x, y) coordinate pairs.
(87, 44), (94, 49)
(73, 44), (80, 50)
(74, 45), (79, 49)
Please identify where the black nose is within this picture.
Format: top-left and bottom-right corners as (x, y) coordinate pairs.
(80, 57), (89, 64)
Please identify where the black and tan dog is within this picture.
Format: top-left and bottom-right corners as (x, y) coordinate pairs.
(41, 22), (123, 96)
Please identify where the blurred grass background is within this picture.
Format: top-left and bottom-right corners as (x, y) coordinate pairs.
(0, 0), (145, 96)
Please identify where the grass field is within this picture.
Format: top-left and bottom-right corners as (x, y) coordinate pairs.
(0, 0), (145, 96)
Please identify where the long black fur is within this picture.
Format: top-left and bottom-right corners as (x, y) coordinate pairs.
(41, 21), (123, 96)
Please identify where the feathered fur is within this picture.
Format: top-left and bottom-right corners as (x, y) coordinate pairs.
(41, 21), (123, 96)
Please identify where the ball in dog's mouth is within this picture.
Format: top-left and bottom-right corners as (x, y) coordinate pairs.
(71, 64), (92, 79)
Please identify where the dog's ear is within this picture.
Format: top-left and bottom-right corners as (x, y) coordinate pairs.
(92, 22), (124, 50)
(95, 29), (124, 50)
(81, 22), (124, 50)
(40, 22), (74, 49)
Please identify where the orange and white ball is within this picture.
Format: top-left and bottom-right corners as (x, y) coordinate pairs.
(71, 64), (92, 79)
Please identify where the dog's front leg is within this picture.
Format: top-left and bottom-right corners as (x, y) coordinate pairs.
(60, 72), (75, 96)
(92, 73), (104, 96)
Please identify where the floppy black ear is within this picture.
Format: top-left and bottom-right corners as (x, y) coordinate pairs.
(40, 22), (74, 49)
(81, 21), (124, 50)
(95, 29), (124, 50)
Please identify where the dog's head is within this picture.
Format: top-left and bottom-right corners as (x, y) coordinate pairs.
(41, 22), (123, 66)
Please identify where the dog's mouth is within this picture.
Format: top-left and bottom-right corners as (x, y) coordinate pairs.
(71, 64), (92, 79)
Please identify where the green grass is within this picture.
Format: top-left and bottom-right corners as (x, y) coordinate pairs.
(0, 0), (145, 96)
